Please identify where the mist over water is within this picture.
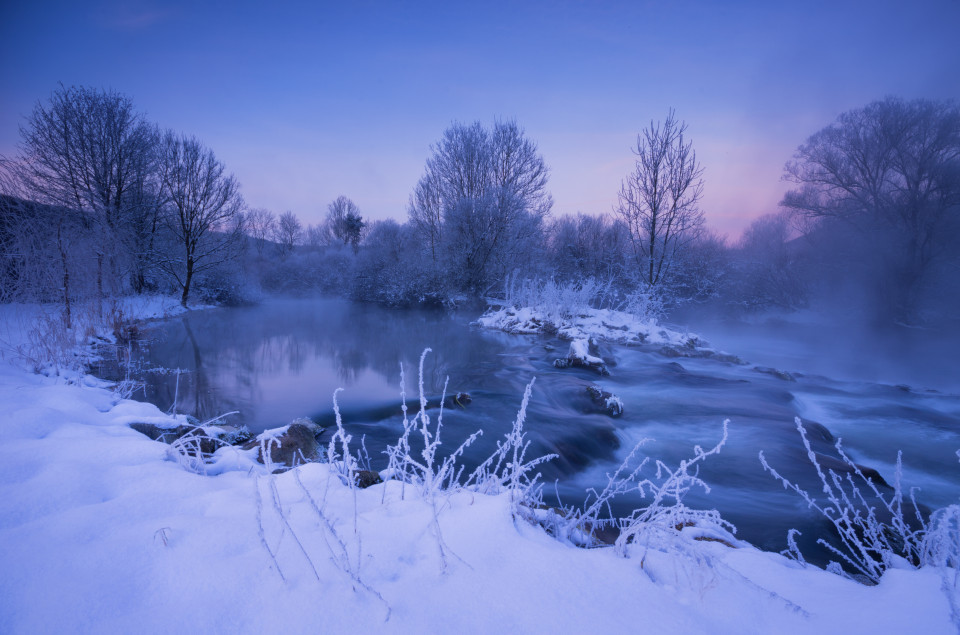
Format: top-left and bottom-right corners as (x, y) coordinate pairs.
(670, 306), (960, 394)
(111, 297), (960, 563)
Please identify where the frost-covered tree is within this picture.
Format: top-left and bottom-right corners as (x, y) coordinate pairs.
(547, 213), (631, 283)
(10, 84), (163, 295)
(245, 207), (276, 258)
(0, 194), (97, 326)
(782, 97), (960, 323)
(157, 133), (244, 307)
(408, 173), (443, 263)
(272, 211), (303, 259)
(616, 111), (705, 290)
(306, 223), (327, 250)
(730, 213), (806, 310)
(409, 120), (552, 295)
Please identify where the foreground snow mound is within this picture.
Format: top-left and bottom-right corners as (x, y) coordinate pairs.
(0, 360), (956, 633)
(478, 305), (696, 347)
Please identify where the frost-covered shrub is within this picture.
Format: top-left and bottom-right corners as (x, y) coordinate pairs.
(350, 220), (446, 307)
(614, 421), (734, 555)
(377, 349), (553, 511)
(618, 286), (665, 322)
(259, 248), (356, 296)
(504, 275), (609, 322)
(531, 422), (733, 551)
(193, 264), (258, 306)
(760, 418), (948, 583)
(501, 274), (664, 324)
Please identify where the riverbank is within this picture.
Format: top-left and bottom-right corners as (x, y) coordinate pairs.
(0, 299), (956, 633)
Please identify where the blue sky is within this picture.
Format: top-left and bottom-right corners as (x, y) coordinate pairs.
(2, 0), (958, 237)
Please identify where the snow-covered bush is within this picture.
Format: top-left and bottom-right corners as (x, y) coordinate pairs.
(349, 220), (447, 307)
(619, 286), (665, 323)
(503, 275), (611, 322)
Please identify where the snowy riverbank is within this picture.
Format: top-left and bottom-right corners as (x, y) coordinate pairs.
(0, 300), (956, 633)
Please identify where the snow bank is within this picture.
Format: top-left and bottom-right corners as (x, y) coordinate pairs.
(0, 370), (954, 631)
(477, 304), (696, 347)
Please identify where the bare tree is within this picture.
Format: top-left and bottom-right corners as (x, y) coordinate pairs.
(616, 111), (705, 289)
(272, 210), (303, 259)
(0, 194), (95, 326)
(245, 207), (276, 258)
(12, 85), (162, 295)
(408, 173), (443, 263)
(409, 120), (552, 294)
(157, 133), (244, 307)
(731, 213), (806, 310)
(782, 97), (960, 322)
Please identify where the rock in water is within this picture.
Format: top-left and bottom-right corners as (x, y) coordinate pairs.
(555, 338), (609, 375)
(586, 384), (624, 417)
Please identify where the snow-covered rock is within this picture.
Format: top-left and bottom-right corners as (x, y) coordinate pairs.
(244, 422), (320, 468)
(586, 384), (623, 417)
(554, 338), (610, 375)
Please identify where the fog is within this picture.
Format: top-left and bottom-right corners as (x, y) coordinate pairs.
(673, 306), (960, 394)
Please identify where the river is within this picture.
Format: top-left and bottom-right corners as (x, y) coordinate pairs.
(102, 297), (960, 563)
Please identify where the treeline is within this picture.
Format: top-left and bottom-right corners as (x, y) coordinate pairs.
(0, 85), (248, 323)
(253, 98), (960, 326)
(2, 87), (958, 326)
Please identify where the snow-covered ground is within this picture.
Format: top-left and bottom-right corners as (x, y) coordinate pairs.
(0, 299), (956, 633)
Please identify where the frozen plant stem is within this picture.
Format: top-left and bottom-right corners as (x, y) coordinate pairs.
(759, 417), (931, 583)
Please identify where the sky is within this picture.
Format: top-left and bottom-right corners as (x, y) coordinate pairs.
(2, 0), (959, 238)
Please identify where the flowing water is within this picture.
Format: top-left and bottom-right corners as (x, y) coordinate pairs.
(105, 297), (960, 562)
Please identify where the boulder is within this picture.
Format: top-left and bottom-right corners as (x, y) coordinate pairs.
(814, 452), (891, 488)
(441, 392), (472, 409)
(244, 423), (319, 468)
(174, 424), (225, 456)
(129, 422), (179, 442)
(555, 338), (610, 376)
(129, 421), (226, 455)
(354, 470), (383, 488)
(754, 366), (797, 382)
(586, 384), (623, 417)
(659, 345), (745, 365)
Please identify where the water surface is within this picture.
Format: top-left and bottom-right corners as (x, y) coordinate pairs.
(111, 298), (960, 563)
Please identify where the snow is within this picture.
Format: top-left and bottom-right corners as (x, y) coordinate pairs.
(0, 300), (956, 633)
(477, 304), (697, 347)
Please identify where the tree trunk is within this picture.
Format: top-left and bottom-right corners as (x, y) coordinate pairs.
(96, 252), (104, 321)
(57, 219), (72, 329)
(181, 257), (194, 308)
